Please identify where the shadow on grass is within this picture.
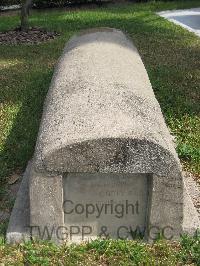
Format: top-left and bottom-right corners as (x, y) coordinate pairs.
(0, 68), (52, 184)
(0, 5), (199, 186)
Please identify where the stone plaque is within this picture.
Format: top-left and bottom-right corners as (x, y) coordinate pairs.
(63, 173), (151, 243)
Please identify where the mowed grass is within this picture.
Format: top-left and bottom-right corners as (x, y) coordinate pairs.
(0, 235), (200, 265)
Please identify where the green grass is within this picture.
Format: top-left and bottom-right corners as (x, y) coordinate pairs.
(0, 234), (200, 265)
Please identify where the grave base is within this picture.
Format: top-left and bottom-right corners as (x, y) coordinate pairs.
(6, 162), (31, 244)
(6, 162), (200, 244)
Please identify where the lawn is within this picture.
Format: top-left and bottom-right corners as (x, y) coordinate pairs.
(0, 0), (200, 264)
(0, 235), (200, 265)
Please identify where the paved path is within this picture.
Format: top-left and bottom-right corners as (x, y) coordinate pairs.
(158, 8), (200, 37)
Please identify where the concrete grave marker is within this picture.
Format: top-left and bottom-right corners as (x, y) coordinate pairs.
(7, 28), (199, 244)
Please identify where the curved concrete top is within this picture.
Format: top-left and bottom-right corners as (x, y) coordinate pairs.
(34, 28), (181, 176)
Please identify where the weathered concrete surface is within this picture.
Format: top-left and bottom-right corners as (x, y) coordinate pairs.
(29, 165), (64, 244)
(34, 28), (178, 176)
(158, 8), (200, 37)
(31, 28), (198, 241)
(183, 180), (200, 236)
(7, 28), (199, 244)
(6, 162), (31, 244)
(7, 161), (200, 243)
(184, 172), (200, 219)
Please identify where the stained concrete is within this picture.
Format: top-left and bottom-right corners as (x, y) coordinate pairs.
(34, 28), (178, 175)
(7, 28), (200, 244)
(6, 162), (31, 244)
